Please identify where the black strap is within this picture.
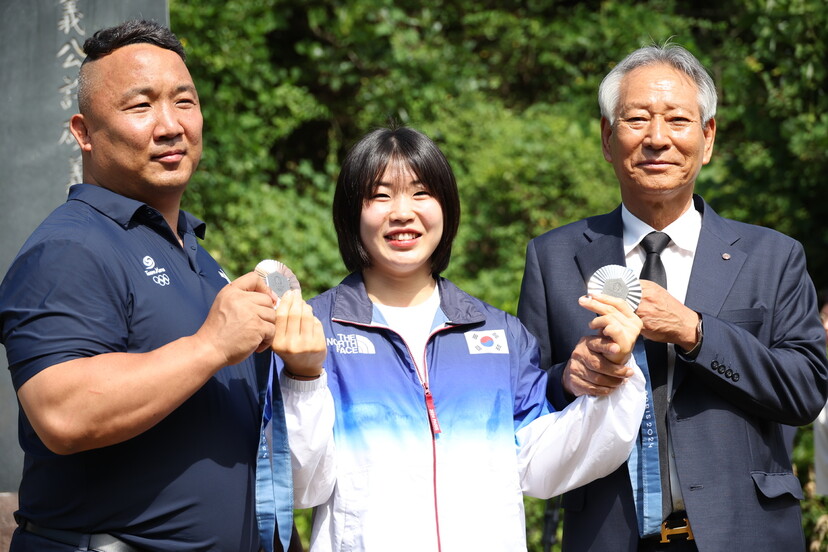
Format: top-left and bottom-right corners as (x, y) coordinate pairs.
(19, 519), (140, 552)
(20, 519), (85, 547)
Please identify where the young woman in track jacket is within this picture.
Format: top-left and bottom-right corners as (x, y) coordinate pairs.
(269, 127), (647, 552)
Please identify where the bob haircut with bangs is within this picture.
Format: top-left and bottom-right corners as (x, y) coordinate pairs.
(333, 126), (460, 276)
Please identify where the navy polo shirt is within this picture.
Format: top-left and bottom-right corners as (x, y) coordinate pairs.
(0, 184), (262, 551)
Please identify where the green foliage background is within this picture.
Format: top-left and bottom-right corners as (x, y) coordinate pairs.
(169, 1), (828, 549)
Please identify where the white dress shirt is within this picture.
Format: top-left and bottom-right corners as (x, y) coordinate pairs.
(622, 201), (702, 512)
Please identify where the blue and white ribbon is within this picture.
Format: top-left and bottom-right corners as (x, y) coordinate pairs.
(626, 339), (664, 538)
(255, 358), (294, 552)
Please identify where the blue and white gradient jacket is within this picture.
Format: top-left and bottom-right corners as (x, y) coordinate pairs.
(279, 273), (646, 551)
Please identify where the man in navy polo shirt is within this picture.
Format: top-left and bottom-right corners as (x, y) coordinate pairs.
(0, 20), (293, 552)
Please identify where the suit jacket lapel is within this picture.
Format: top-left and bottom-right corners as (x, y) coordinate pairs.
(674, 196), (746, 393)
(575, 206), (626, 284)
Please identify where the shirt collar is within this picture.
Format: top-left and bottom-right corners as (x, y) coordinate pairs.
(621, 201), (702, 256)
(332, 272), (485, 327)
(68, 183), (207, 239)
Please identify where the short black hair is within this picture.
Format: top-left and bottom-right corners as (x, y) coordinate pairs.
(82, 19), (185, 62)
(77, 19), (186, 113)
(332, 127), (461, 276)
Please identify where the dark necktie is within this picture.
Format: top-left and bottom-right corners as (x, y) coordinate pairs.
(639, 231), (672, 519)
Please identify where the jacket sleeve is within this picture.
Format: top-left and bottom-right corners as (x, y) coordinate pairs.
(517, 238), (572, 410)
(515, 358), (646, 499)
(281, 371), (337, 508)
(682, 240), (828, 425)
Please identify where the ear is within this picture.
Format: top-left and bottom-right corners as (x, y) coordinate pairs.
(702, 117), (716, 165)
(600, 117), (613, 163)
(69, 114), (93, 152)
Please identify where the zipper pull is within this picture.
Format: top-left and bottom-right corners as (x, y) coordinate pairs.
(424, 386), (442, 435)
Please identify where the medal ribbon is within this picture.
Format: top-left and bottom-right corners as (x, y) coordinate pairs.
(626, 339), (664, 537)
(255, 360), (294, 552)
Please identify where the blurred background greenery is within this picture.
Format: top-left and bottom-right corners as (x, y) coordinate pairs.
(169, 1), (828, 549)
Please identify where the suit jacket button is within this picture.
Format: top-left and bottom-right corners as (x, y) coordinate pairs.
(725, 368), (734, 378)
(718, 364), (727, 374)
(732, 373), (740, 382)
(711, 360), (720, 370)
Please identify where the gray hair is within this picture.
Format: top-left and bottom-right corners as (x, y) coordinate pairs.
(598, 43), (717, 126)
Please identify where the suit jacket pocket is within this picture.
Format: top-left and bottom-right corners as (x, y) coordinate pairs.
(719, 307), (765, 336)
(750, 471), (804, 500)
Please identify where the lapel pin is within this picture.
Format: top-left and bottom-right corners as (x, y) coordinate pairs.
(722, 253), (731, 260)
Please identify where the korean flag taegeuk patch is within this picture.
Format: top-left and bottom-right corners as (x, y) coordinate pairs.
(464, 329), (509, 354)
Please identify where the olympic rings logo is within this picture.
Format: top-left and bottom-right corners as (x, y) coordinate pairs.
(153, 274), (171, 286)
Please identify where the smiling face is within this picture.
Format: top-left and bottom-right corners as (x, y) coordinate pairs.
(359, 160), (444, 283)
(70, 43), (203, 209)
(601, 63), (716, 223)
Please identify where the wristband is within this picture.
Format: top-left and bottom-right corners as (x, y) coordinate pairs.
(283, 367), (322, 381)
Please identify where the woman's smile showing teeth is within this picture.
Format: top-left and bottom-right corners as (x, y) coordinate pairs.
(386, 232), (420, 245)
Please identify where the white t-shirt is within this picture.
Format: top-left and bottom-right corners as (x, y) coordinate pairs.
(374, 285), (441, 379)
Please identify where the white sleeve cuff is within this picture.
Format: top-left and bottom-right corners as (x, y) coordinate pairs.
(280, 370), (328, 392)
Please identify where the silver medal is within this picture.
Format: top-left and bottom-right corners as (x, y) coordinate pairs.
(587, 264), (642, 310)
(255, 259), (301, 298)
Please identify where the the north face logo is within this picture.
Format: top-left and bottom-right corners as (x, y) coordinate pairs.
(327, 333), (376, 354)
